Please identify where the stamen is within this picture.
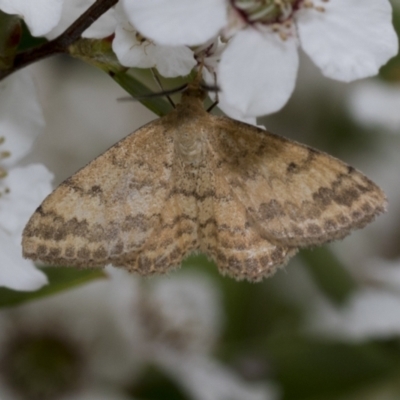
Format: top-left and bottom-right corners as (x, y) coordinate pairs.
(279, 31), (288, 41)
(300, 0), (328, 12)
(135, 32), (146, 44)
(272, 23), (281, 32)
(248, 5), (276, 22)
(276, 0), (293, 20)
(230, 0), (327, 42)
(1, 151), (10, 159)
(0, 136), (10, 195)
(284, 20), (292, 28)
(232, 0), (295, 24)
(235, 0), (258, 11)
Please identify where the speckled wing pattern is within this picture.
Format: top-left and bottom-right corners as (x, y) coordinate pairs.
(23, 118), (200, 276)
(193, 115), (386, 281)
(22, 91), (386, 282)
(209, 115), (386, 247)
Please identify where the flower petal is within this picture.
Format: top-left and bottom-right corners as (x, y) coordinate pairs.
(218, 28), (299, 117)
(113, 23), (156, 68)
(0, 70), (45, 166)
(296, 0), (399, 82)
(152, 46), (196, 78)
(309, 289), (400, 340)
(147, 273), (222, 351)
(0, 229), (48, 291)
(348, 80), (400, 132)
(122, 0), (227, 46)
(153, 350), (278, 400)
(113, 23), (196, 77)
(0, 164), (53, 238)
(45, 0), (117, 40)
(0, 0), (63, 37)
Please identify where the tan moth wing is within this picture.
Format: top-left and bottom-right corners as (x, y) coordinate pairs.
(22, 81), (387, 283)
(207, 115), (387, 249)
(22, 118), (200, 275)
(195, 134), (297, 282)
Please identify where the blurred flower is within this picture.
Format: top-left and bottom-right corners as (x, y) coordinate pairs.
(0, 277), (142, 400)
(137, 272), (223, 353)
(119, 0), (398, 118)
(0, 269), (279, 400)
(349, 79), (400, 133)
(0, 70), (53, 291)
(307, 259), (400, 340)
(0, 0), (63, 37)
(121, 271), (279, 400)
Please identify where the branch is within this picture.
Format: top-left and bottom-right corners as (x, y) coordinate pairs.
(0, 0), (118, 80)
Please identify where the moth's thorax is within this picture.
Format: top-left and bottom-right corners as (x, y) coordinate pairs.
(173, 94), (209, 166)
(175, 126), (205, 166)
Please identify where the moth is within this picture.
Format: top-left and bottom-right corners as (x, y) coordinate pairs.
(22, 79), (386, 282)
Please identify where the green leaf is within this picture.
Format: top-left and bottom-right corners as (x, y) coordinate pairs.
(299, 246), (358, 305)
(111, 70), (172, 117)
(69, 37), (126, 75)
(0, 267), (106, 308)
(130, 365), (186, 400)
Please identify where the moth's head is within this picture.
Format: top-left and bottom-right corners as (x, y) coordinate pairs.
(181, 81), (208, 103)
(181, 63), (219, 104)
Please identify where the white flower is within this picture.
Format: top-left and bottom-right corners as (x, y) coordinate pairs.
(307, 259), (400, 341)
(0, 165), (53, 291)
(308, 289), (400, 340)
(122, 0), (228, 46)
(0, 70), (53, 291)
(138, 272), (223, 353)
(0, 0), (64, 37)
(47, 0), (197, 78)
(122, 0), (398, 118)
(112, 5), (196, 77)
(219, 0), (399, 117)
(349, 80), (400, 132)
(120, 271), (279, 400)
(0, 278), (142, 400)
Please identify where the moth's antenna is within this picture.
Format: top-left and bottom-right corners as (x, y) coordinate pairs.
(117, 84), (188, 102)
(151, 68), (176, 109)
(206, 72), (219, 113)
(200, 84), (220, 93)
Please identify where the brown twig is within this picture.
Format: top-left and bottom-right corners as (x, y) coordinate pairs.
(0, 0), (118, 80)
